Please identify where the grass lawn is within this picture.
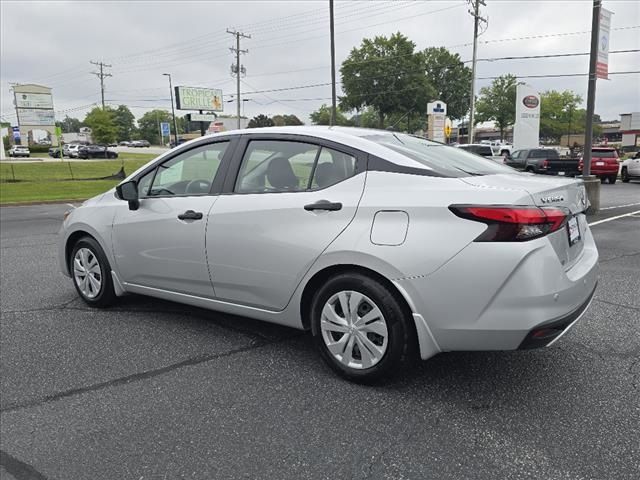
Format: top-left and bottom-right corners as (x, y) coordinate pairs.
(0, 155), (156, 204)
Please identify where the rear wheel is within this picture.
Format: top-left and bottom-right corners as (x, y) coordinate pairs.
(621, 168), (630, 183)
(70, 237), (116, 308)
(525, 166), (535, 173)
(609, 175), (617, 184)
(310, 273), (415, 383)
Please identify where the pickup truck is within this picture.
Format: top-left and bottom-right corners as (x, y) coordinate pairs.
(505, 148), (580, 176)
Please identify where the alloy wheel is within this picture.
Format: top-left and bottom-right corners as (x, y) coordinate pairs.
(320, 290), (388, 370)
(73, 247), (102, 299)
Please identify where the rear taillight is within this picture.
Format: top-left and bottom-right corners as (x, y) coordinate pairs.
(449, 205), (569, 242)
(542, 160), (549, 168)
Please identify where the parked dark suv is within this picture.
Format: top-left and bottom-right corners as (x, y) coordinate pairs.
(77, 145), (118, 159)
(505, 148), (579, 176)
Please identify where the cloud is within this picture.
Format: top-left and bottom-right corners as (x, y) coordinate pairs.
(1, 0), (638, 126)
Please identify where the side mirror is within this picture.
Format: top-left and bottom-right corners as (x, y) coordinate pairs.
(116, 180), (140, 211)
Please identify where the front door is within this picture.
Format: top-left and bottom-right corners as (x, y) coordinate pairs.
(207, 137), (366, 311)
(112, 140), (232, 298)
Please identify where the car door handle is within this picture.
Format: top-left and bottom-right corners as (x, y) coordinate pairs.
(304, 200), (342, 211)
(177, 210), (203, 220)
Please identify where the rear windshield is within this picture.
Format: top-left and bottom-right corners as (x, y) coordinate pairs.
(592, 149), (618, 158)
(531, 149), (559, 159)
(361, 133), (515, 177)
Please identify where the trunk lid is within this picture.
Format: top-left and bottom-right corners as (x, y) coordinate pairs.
(460, 173), (588, 270)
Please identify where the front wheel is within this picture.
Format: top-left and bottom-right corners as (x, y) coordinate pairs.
(70, 236), (116, 308)
(310, 273), (415, 383)
(621, 168), (630, 183)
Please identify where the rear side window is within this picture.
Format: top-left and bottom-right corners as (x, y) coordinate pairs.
(531, 149), (559, 159)
(363, 133), (514, 177)
(235, 140), (356, 193)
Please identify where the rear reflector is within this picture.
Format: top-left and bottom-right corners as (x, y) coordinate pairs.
(449, 205), (569, 242)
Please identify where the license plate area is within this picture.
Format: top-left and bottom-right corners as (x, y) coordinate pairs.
(595, 161), (605, 166)
(567, 216), (581, 246)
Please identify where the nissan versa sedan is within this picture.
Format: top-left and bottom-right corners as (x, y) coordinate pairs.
(59, 126), (598, 382)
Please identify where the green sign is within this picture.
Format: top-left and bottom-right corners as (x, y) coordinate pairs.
(175, 86), (223, 112)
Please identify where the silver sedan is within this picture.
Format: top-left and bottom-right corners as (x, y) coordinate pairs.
(59, 126), (598, 382)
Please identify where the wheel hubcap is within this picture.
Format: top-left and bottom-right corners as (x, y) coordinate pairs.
(320, 290), (388, 370)
(73, 248), (102, 299)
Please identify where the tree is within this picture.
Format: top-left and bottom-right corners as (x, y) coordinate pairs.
(247, 114), (275, 128)
(83, 107), (117, 144)
(271, 114), (304, 126)
(340, 32), (434, 128)
(475, 74), (520, 141)
(55, 116), (83, 133)
(423, 47), (472, 121)
(112, 105), (136, 141)
(310, 104), (353, 126)
(137, 109), (173, 145)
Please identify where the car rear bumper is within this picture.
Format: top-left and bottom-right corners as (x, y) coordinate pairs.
(518, 280), (596, 349)
(396, 222), (599, 356)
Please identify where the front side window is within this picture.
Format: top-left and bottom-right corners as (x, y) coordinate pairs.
(235, 140), (356, 193)
(145, 142), (228, 197)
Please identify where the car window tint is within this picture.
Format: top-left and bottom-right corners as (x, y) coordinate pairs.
(235, 141), (320, 193)
(312, 148), (356, 189)
(592, 149), (618, 158)
(147, 141), (228, 197)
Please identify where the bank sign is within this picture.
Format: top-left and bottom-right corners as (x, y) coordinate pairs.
(16, 93), (54, 109)
(175, 86), (223, 112)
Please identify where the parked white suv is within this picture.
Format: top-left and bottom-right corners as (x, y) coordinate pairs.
(621, 151), (640, 182)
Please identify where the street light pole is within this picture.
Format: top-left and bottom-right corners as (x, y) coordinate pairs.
(329, 0), (337, 126)
(163, 73), (179, 145)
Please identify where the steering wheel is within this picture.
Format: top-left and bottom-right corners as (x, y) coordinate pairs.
(185, 179), (212, 194)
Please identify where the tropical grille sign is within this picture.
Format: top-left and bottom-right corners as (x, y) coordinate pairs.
(175, 86), (223, 112)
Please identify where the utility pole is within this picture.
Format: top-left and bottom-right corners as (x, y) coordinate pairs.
(467, 0), (487, 144)
(580, 0), (602, 214)
(227, 29), (250, 130)
(583, 0), (601, 178)
(90, 60), (112, 109)
(162, 73), (179, 145)
(329, 0), (337, 126)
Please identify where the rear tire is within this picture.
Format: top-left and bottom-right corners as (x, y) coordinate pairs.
(609, 175), (617, 184)
(310, 273), (415, 383)
(70, 236), (116, 308)
(621, 168), (630, 183)
(525, 166), (535, 173)
(600, 177), (606, 184)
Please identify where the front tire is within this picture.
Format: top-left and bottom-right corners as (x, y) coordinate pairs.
(70, 236), (116, 308)
(310, 273), (415, 383)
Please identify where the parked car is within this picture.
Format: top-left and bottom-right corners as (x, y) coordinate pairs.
(505, 148), (580, 176)
(119, 141), (131, 147)
(8, 146), (30, 157)
(455, 144), (502, 163)
(621, 151), (640, 182)
(48, 147), (62, 158)
(67, 144), (82, 158)
(169, 138), (188, 148)
(59, 126), (598, 382)
(130, 140), (150, 147)
(77, 145), (118, 159)
(578, 147), (620, 184)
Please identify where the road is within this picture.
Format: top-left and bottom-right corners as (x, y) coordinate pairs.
(1, 183), (639, 479)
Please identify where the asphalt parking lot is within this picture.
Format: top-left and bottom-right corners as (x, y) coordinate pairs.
(1, 183), (638, 480)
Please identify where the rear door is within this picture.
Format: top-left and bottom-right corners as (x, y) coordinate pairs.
(206, 134), (366, 311)
(506, 150), (527, 169)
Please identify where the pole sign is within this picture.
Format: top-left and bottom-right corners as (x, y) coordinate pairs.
(426, 101), (447, 143)
(160, 122), (171, 137)
(596, 8), (613, 80)
(189, 113), (217, 122)
(174, 86), (223, 112)
(513, 84), (541, 151)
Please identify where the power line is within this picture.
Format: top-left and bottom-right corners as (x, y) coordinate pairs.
(89, 60), (112, 109)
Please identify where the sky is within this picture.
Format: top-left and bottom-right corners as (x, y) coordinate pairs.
(1, 0), (639, 129)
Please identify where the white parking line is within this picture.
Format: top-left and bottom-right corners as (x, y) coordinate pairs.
(588, 210), (640, 226)
(600, 203), (640, 210)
